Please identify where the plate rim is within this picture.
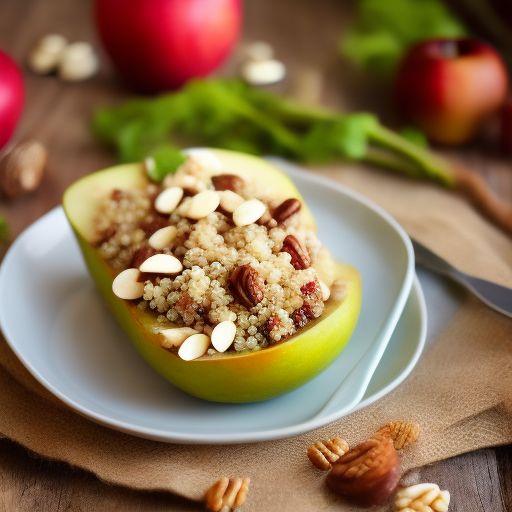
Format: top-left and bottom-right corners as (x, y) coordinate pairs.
(0, 166), (421, 443)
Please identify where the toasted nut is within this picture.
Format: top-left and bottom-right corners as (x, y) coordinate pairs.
(229, 265), (265, 309)
(160, 327), (197, 348)
(112, 268), (145, 300)
(281, 235), (311, 270)
(186, 149), (223, 171)
(394, 483), (450, 512)
(178, 333), (210, 361)
(326, 438), (402, 507)
(318, 278), (330, 301)
(211, 174), (244, 194)
(273, 198), (301, 224)
(58, 42), (99, 82)
(164, 172), (197, 190)
(27, 34), (68, 74)
(148, 226), (177, 250)
(233, 199), (266, 227)
(330, 279), (348, 301)
(217, 190), (245, 213)
(0, 141), (47, 198)
(372, 421), (420, 451)
(186, 190), (220, 219)
(308, 438), (349, 470)
(154, 187), (184, 214)
(211, 321), (237, 352)
(205, 477), (250, 512)
(139, 254), (183, 274)
(241, 59), (286, 86)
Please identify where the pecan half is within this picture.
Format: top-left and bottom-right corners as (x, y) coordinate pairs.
(273, 198), (301, 224)
(229, 264), (265, 309)
(291, 304), (314, 328)
(308, 438), (350, 470)
(205, 477), (250, 512)
(326, 438), (402, 507)
(211, 174), (244, 194)
(372, 421), (420, 451)
(281, 235), (311, 269)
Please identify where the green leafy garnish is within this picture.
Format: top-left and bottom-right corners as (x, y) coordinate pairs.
(341, 0), (468, 78)
(92, 78), (455, 187)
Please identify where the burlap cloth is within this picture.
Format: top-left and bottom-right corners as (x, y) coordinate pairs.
(1, 163), (511, 511)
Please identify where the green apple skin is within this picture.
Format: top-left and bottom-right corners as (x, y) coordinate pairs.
(63, 149), (362, 403)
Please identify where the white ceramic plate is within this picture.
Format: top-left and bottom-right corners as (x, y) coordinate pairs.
(0, 164), (425, 443)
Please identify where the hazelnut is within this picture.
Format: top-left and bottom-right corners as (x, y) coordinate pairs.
(0, 141), (47, 198)
(27, 34), (68, 75)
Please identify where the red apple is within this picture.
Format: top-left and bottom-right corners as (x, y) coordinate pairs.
(94, 0), (242, 93)
(0, 49), (24, 150)
(395, 39), (508, 145)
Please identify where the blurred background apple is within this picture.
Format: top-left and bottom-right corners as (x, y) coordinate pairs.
(394, 39), (508, 145)
(94, 0), (242, 93)
(0, 48), (24, 150)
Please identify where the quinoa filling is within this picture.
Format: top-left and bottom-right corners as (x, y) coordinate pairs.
(93, 156), (339, 357)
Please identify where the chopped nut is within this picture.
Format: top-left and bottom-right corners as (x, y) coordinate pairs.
(233, 199), (266, 227)
(160, 327), (197, 348)
(186, 190), (221, 219)
(58, 41), (99, 82)
(394, 483), (450, 512)
(178, 333), (210, 361)
(307, 438), (349, 470)
(372, 421), (420, 451)
(205, 477), (250, 512)
(27, 34), (68, 74)
(273, 198), (301, 224)
(211, 320), (237, 352)
(326, 438), (402, 507)
(148, 226), (177, 249)
(229, 265), (264, 309)
(330, 279), (348, 301)
(217, 190), (245, 213)
(112, 269), (145, 300)
(154, 187), (184, 214)
(281, 235), (311, 270)
(318, 279), (330, 301)
(211, 174), (244, 194)
(0, 141), (47, 198)
(139, 254), (183, 274)
(241, 59), (286, 86)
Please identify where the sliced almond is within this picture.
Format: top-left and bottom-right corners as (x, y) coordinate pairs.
(217, 190), (245, 213)
(160, 327), (198, 348)
(178, 333), (211, 361)
(233, 199), (266, 227)
(154, 187), (184, 214)
(112, 268), (144, 300)
(148, 226), (177, 250)
(186, 190), (220, 219)
(211, 321), (237, 352)
(139, 254), (183, 274)
(318, 278), (330, 301)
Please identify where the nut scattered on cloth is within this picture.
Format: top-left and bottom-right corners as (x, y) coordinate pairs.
(205, 477), (250, 512)
(393, 483), (450, 512)
(372, 421), (420, 451)
(307, 437), (349, 470)
(0, 141), (47, 198)
(325, 438), (402, 507)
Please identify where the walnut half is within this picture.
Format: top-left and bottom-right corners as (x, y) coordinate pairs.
(205, 477), (250, 512)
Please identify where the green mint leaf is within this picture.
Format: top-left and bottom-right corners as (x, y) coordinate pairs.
(399, 126), (429, 148)
(145, 145), (187, 182)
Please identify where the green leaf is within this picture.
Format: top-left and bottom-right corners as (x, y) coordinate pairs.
(0, 215), (9, 241)
(399, 126), (429, 148)
(145, 145), (187, 182)
(341, 0), (468, 77)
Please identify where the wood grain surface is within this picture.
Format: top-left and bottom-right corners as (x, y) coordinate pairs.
(0, 0), (511, 511)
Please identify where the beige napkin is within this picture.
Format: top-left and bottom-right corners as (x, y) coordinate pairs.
(1, 163), (512, 511)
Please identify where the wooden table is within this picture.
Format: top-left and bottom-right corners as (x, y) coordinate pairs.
(0, 0), (511, 510)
